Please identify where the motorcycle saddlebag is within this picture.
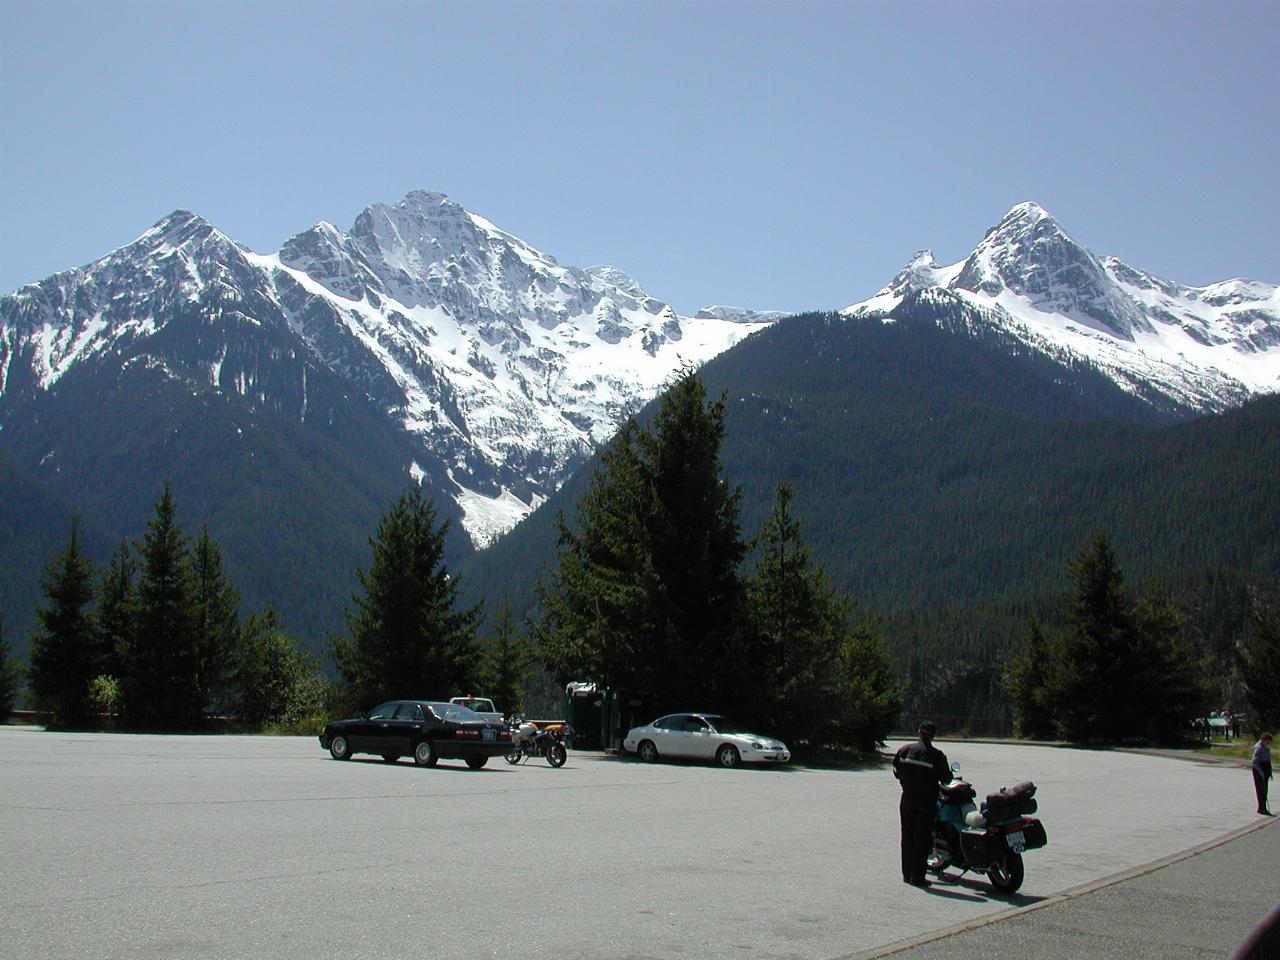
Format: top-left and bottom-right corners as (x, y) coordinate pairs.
(984, 782), (1038, 822)
(1016, 819), (1047, 850)
(958, 829), (1001, 867)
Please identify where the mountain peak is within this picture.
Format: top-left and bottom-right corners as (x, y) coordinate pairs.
(139, 209), (219, 248)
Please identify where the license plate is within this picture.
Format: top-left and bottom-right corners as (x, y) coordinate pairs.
(1006, 830), (1025, 852)
(482, 729), (495, 741)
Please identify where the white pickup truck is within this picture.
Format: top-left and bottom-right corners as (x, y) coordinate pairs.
(449, 696), (504, 723)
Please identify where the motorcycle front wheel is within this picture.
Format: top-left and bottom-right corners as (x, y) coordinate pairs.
(987, 852), (1024, 894)
(546, 742), (567, 767)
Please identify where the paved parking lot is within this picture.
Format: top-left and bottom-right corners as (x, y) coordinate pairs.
(0, 728), (1263, 960)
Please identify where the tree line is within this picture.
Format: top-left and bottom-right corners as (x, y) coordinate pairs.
(5, 370), (1275, 749)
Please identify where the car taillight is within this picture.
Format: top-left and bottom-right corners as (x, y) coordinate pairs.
(499, 730), (512, 740)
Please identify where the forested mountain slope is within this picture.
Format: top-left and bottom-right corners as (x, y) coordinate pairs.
(460, 310), (1280, 634)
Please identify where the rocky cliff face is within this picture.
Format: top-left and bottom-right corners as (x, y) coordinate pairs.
(846, 202), (1280, 413)
(0, 191), (773, 546)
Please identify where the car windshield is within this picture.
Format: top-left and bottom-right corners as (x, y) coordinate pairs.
(428, 702), (482, 723)
(703, 716), (754, 735)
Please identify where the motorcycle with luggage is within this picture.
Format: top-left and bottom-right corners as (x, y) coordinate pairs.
(505, 715), (571, 767)
(927, 762), (1047, 894)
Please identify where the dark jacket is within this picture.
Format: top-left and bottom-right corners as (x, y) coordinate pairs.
(893, 738), (951, 800)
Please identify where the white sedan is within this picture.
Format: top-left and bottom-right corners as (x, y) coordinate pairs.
(622, 712), (791, 768)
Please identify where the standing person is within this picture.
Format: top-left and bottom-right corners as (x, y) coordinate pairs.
(893, 720), (951, 888)
(1253, 732), (1273, 816)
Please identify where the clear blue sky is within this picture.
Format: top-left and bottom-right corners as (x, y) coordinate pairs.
(2, 0), (1276, 314)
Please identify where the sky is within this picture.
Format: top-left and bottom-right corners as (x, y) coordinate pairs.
(1, 0), (1277, 316)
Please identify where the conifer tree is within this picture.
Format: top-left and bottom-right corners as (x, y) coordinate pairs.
(95, 542), (136, 684)
(0, 610), (24, 719)
(536, 371), (749, 711)
(638, 371), (747, 708)
(190, 527), (241, 715)
(28, 520), (98, 728)
(536, 419), (665, 695)
(1238, 599), (1280, 732)
(825, 618), (904, 752)
(1015, 530), (1210, 743)
(479, 599), (529, 718)
(746, 479), (845, 735)
(124, 485), (200, 729)
(332, 485), (480, 707)
(1004, 622), (1056, 740)
(1051, 529), (1139, 741)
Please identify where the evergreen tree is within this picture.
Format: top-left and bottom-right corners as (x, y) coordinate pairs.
(95, 542), (136, 684)
(1238, 598), (1280, 732)
(1050, 530), (1141, 741)
(536, 371), (749, 712)
(1014, 530), (1212, 744)
(27, 520), (98, 728)
(536, 419), (665, 694)
(1131, 590), (1211, 741)
(331, 485), (481, 708)
(124, 485), (200, 730)
(233, 608), (324, 726)
(1004, 622), (1056, 740)
(479, 599), (529, 718)
(745, 479), (847, 739)
(189, 527), (240, 716)
(638, 371), (747, 708)
(0, 610), (24, 719)
(825, 618), (904, 753)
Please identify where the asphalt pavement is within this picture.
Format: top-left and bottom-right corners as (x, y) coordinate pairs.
(2, 728), (1273, 960)
(842, 814), (1279, 959)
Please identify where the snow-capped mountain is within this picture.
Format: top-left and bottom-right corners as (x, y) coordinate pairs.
(845, 202), (1280, 412)
(1, 191), (773, 546)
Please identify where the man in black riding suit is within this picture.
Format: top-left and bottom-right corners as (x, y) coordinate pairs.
(893, 720), (951, 888)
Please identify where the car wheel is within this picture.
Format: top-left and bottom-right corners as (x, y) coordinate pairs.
(329, 735), (352, 761)
(547, 742), (567, 767)
(637, 740), (659, 763)
(988, 853), (1024, 894)
(716, 744), (741, 768)
(381, 754), (399, 764)
(465, 755), (488, 770)
(413, 739), (438, 767)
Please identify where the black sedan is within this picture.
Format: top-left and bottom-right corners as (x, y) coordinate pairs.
(320, 700), (512, 769)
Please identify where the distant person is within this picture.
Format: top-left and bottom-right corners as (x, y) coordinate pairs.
(893, 721), (951, 888)
(1253, 732), (1273, 816)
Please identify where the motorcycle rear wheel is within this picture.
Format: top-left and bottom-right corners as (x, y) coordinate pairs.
(987, 852), (1024, 894)
(505, 748), (522, 764)
(547, 742), (567, 767)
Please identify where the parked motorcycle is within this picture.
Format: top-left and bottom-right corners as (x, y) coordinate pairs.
(505, 716), (571, 767)
(927, 762), (1047, 894)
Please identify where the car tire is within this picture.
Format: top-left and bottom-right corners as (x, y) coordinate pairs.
(329, 735), (352, 761)
(413, 739), (438, 767)
(381, 754), (399, 764)
(465, 755), (488, 770)
(547, 742), (567, 767)
(716, 744), (741, 768)
(637, 740), (659, 763)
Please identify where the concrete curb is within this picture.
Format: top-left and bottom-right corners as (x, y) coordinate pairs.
(836, 817), (1279, 960)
